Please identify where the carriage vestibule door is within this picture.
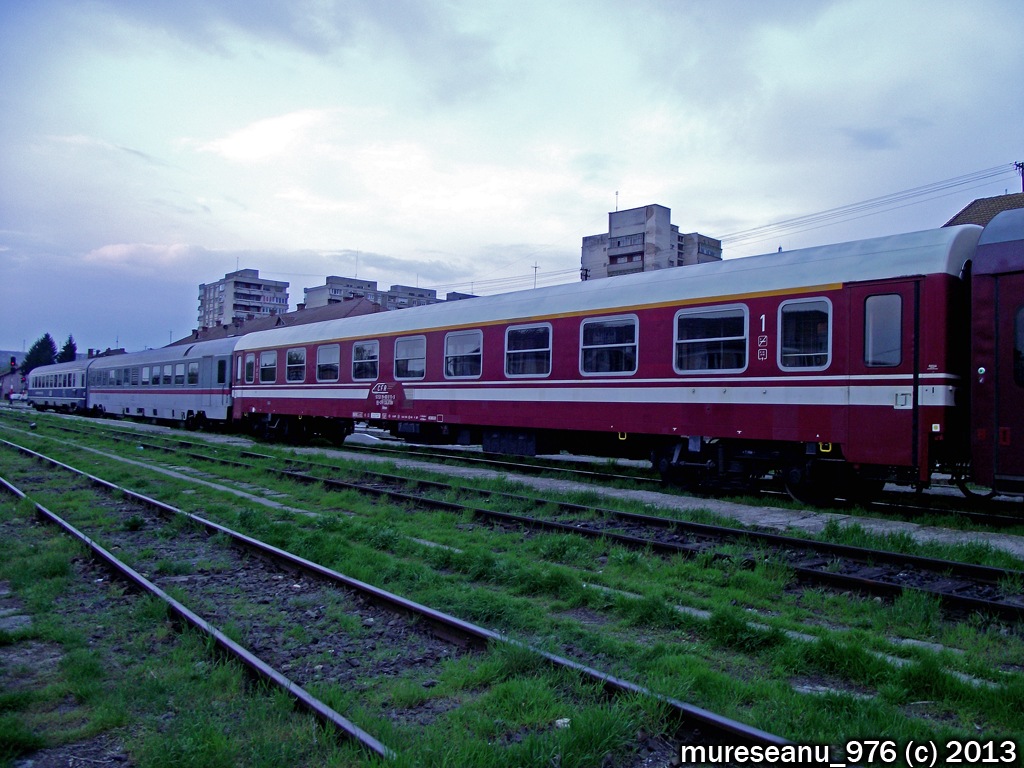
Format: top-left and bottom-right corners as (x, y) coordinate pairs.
(846, 281), (918, 467)
(970, 272), (1024, 493)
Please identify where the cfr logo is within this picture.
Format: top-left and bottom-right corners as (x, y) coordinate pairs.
(371, 383), (389, 394)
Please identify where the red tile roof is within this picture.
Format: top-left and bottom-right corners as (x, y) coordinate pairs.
(944, 193), (1024, 227)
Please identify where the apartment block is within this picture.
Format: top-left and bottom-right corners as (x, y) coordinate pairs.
(198, 269), (290, 328)
(581, 204), (722, 280)
(303, 277), (442, 311)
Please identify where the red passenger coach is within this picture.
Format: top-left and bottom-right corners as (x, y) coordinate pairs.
(968, 209), (1024, 495)
(234, 222), (1007, 502)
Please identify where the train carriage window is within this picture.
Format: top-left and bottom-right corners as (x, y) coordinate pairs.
(142, 367), (150, 385)
(187, 362), (199, 385)
(864, 294), (902, 367)
(580, 315), (638, 375)
(779, 298), (831, 370)
(244, 354), (255, 384)
(505, 323), (552, 376)
(259, 351), (277, 383)
(1015, 307), (1024, 387)
(163, 365), (172, 386)
(445, 330), (482, 379)
(352, 341), (379, 381)
(316, 345), (340, 382)
(174, 363), (185, 385)
(286, 348), (305, 382)
(395, 336), (426, 380)
(217, 360), (227, 385)
(115, 369), (123, 386)
(505, 324), (551, 377)
(131, 368), (140, 386)
(674, 305), (747, 373)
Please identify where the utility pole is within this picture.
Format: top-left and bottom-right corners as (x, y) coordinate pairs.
(1017, 162), (1024, 193)
(533, 262), (539, 289)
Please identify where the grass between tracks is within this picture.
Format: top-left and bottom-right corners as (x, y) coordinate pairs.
(0, 465), (675, 768)
(2, 413), (1024, 761)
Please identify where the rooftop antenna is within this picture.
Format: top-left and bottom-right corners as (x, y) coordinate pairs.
(355, 252), (359, 278)
(533, 262), (539, 289)
(615, 191), (618, 212)
(236, 256), (239, 271)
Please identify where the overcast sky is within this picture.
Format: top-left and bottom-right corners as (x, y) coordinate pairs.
(2, 0), (1022, 352)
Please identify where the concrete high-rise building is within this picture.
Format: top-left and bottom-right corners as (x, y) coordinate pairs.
(303, 276), (384, 308)
(197, 269), (289, 328)
(581, 204), (722, 280)
(302, 277), (442, 311)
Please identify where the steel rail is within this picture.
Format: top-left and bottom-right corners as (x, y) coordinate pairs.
(0, 473), (396, 760)
(9, 412), (1024, 529)
(0, 437), (790, 748)
(157, 444), (1024, 621)
(8, 426), (1024, 621)
(23, 411), (660, 486)
(245, 451), (1021, 585)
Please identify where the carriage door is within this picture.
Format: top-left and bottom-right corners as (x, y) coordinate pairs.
(847, 281), (918, 468)
(971, 210), (1024, 492)
(978, 272), (1024, 491)
(201, 356), (214, 410)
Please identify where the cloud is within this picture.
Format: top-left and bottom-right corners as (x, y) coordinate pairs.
(49, 134), (169, 166)
(82, 242), (200, 275)
(197, 109), (332, 162)
(91, 0), (509, 103)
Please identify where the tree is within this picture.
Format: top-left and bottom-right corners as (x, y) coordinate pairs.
(21, 334), (57, 375)
(56, 334), (77, 363)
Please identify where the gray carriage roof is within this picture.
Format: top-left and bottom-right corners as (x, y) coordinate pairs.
(26, 358), (93, 376)
(979, 208), (1024, 246)
(86, 337), (239, 369)
(236, 223), (979, 351)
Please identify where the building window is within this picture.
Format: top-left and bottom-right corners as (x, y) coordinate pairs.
(864, 294), (902, 367)
(260, 351), (277, 383)
(674, 305), (747, 373)
(779, 298), (831, 369)
(445, 331), (482, 378)
(352, 341), (379, 380)
(316, 344), (340, 382)
(505, 324), (551, 377)
(286, 348), (305, 382)
(244, 354), (255, 384)
(187, 361), (200, 385)
(581, 315), (638, 375)
(395, 336), (426, 380)
(610, 233), (644, 248)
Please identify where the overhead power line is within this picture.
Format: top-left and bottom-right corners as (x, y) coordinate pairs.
(720, 163), (1019, 248)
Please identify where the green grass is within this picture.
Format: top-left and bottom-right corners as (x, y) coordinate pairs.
(4, 412), (1024, 757)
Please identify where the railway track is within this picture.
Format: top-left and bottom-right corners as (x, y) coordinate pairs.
(0, 437), (791, 759)
(9, 408), (1024, 532)
(7, 416), (1024, 623)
